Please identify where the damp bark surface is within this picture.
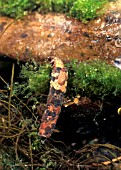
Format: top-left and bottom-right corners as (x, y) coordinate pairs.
(0, 0), (120, 64)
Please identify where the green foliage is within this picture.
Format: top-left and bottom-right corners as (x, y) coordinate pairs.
(70, 0), (108, 22)
(0, 0), (36, 18)
(0, 0), (108, 21)
(28, 131), (45, 151)
(39, 0), (75, 13)
(13, 60), (51, 97)
(51, 0), (66, 13)
(1, 146), (18, 170)
(35, 0), (52, 13)
(13, 59), (121, 100)
(0, 0), (65, 18)
(68, 60), (121, 98)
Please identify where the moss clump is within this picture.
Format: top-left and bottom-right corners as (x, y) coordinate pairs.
(13, 60), (51, 98)
(0, 0), (108, 22)
(68, 60), (121, 98)
(0, 0), (36, 18)
(70, 0), (108, 22)
(13, 60), (121, 100)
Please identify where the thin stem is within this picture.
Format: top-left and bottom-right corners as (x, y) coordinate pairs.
(8, 64), (14, 130)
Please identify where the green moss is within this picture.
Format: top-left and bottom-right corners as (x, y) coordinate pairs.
(13, 60), (121, 100)
(0, 0), (65, 18)
(0, 0), (36, 18)
(68, 60), (121, 98)
(70, 0), (108, 22)
(13, 60), (51, 98)
(0, 0), (108, 22)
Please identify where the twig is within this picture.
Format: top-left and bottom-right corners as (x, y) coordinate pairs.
(0, 76), (8, 86)
(8, 64), (15, 130)
(29, 135), (34, 170)
(0, 129), (26, 138)
(15, 126), (27, 170)
(14, 94), (37, 120)
(0, 20), (18, 39)
(92, 156), (121, 166)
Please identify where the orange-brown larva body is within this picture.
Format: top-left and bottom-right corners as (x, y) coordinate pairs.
(39, 57), (68, 138)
